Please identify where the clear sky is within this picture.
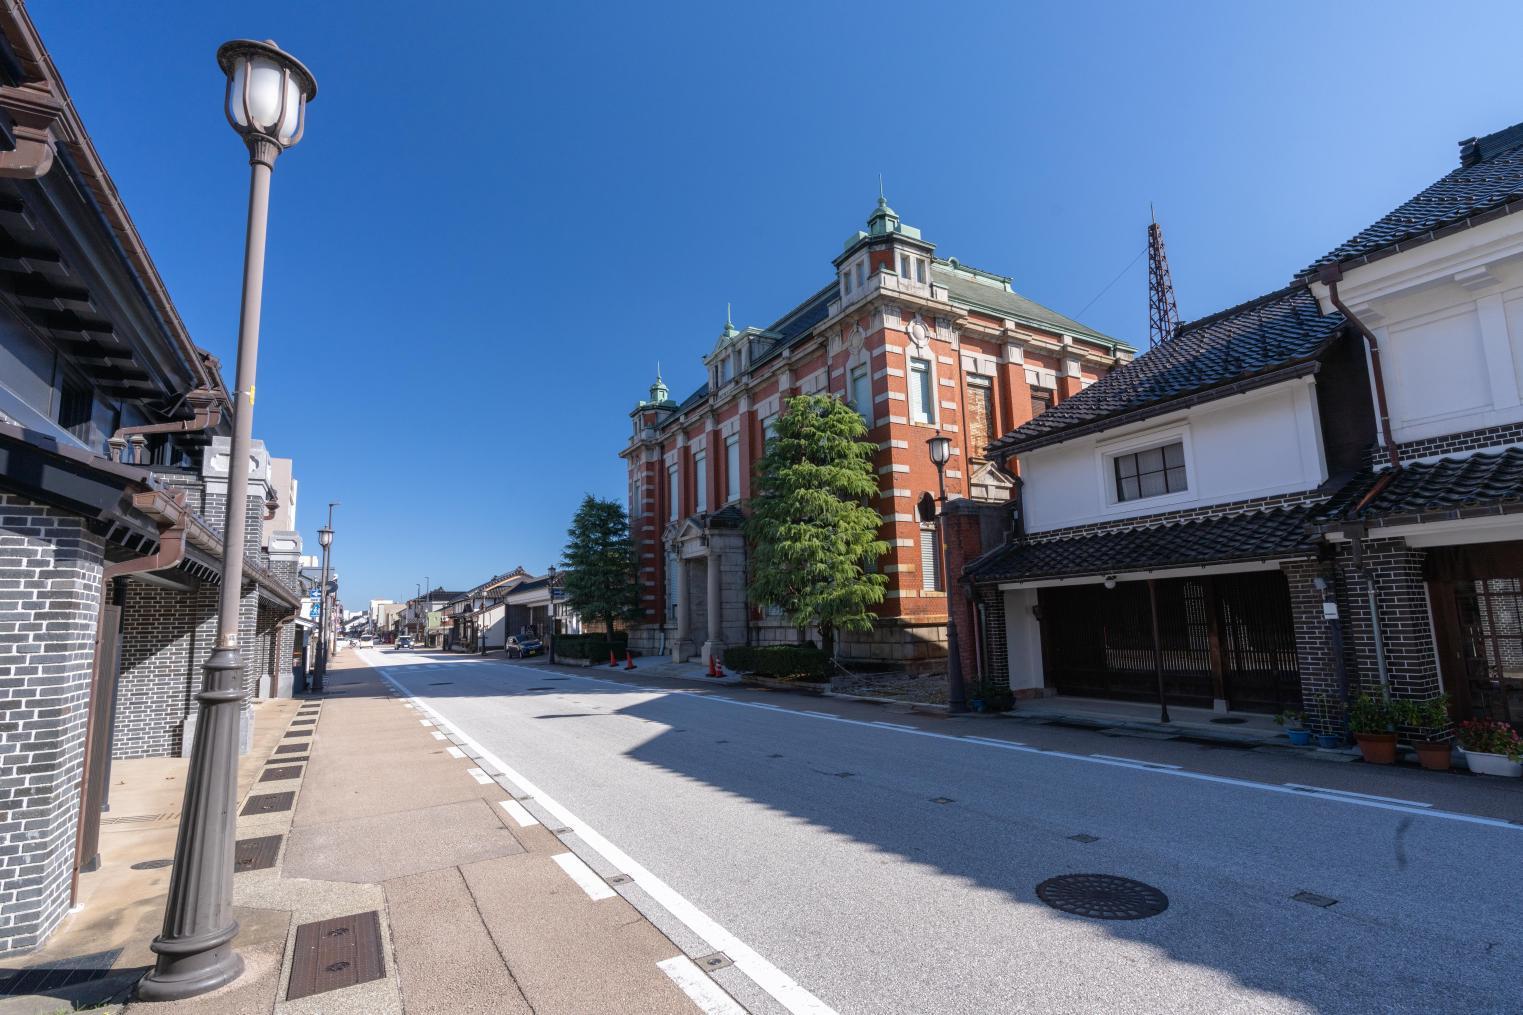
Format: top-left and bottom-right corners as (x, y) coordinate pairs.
(31, 1), (1523, 607)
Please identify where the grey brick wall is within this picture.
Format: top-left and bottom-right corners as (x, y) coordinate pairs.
(112, 581), (218, 760)
(0, 495), (105, 956)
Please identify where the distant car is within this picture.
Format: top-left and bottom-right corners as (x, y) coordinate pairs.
(395, 636), (413, 651)
(505, 636), (544, 659)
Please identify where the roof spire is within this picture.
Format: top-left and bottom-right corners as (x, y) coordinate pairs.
(647, 363), (670, 406)
(722, 303), (738, 338)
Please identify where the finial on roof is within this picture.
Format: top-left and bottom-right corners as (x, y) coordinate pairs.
(648, 363), (670, 405)
(722, 303), (739, 338)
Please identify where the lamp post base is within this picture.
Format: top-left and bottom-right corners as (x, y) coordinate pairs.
(136, 939), (244, 1002)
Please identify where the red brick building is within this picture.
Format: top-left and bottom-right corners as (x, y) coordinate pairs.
(621, 199), (1132, 667)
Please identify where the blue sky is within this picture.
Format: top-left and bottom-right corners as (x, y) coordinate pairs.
(32, 1), (1523, 607)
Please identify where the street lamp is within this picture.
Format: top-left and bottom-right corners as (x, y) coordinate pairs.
(314, 506), (335, 691)
(138, 39), (316, 1002)
(546, 565), (558, 665)
(927, 434), (968, 715)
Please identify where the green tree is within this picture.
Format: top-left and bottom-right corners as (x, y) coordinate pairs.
(561, 494), (638, 636)
(745, 393), (888, 660)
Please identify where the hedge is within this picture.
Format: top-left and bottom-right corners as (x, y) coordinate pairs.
(555, 633), (634, 661)
(723, 645), (829, 682)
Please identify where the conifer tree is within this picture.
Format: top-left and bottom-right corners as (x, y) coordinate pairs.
(561, 495), (638, 636)
(745, 393), (888, 659)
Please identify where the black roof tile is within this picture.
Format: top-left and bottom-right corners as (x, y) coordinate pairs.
(966, 507), (1318, 584)
(1306, 120), (1523, 273)
(988, 285), (1343, 457)
(1319, 447), (1523, 521)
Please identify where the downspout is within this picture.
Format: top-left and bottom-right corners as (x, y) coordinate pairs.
(71, 490), (189, 903)
(1319, 263), (1400, 704)
(107, 388), (223, 464)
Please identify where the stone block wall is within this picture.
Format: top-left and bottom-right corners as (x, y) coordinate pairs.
(0, 495), (105, 955)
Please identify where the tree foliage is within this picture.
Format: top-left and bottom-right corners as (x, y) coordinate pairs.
(561, 494), (638, 636)
(744, 394), (888, 658)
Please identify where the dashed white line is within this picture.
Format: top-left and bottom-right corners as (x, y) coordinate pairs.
(552, 851), (616, 900)
(446, 746), (466, 759)
(419, 718), (434, 727)
(465, 767), (493, 785)
(498, 799), (538, 827)
(430, 731), (446, 741)
(1284, 783), (1432, 807)
(1092, 754), (1183, 770)
(657, 955), (746, 1015)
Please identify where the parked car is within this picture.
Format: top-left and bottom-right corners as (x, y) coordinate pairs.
(505, 636), (544, 659)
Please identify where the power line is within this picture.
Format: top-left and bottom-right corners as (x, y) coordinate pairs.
(1076, 246), (1146, 318)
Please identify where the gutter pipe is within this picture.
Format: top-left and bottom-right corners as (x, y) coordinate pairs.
(108, 388), (223, 464)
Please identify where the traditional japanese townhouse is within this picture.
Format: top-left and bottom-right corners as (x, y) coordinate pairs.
(622, 198), (1130, 666)
(0, 6), (300, 954)
(1298, 118), (1523, 730)
(961, 283), (1372, 717)
(450, 568), (528, 651)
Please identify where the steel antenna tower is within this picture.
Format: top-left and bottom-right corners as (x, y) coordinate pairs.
(1147, 205), (1180, 348)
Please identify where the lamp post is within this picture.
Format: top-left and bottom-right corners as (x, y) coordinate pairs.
(138, 40), (316, 1002)
(313, 503), (335, 691)
(546, 565), (557, 665)
(927, 434), (968, 715)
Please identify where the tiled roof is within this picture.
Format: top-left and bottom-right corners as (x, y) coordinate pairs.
(988, 285), (1344, 457)
(933, 263), (1121, 347)
(966, 507), (1318, 585)
(1306, 121), (1523, 272)
(1319, 447), (1523, 522)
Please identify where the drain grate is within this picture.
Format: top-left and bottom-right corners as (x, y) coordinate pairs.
(233, 834), (282, 873)
(131, 858), (173, 870)
(275, 743), (308, 754)
(1067, 834), (1101, 844)
(269, 755), (309, 765)
(261, 765), (304, 782)
(1291, 890), (1338, 908)
(0, 965), (127, 996)
(102, 812), (164, 825)
(287, 911), (385, 1000)
(1035, 874), (1168, 920)
(285, 730), (312, 738)
(290, 719), (316, 726)
(242, 792), (295, 816)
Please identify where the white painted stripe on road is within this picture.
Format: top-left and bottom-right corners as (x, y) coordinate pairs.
(446, 746), (465, 759)
(658, 955), (746, 1015)
(871, 721), (918, 731)
(552, 851), (616, 900)
(466, 767), (493, 785)
(1284, 783), (1432, 807)
(431, 731), (446, 741)
(419, 718), (434, 726)
(372, 663), (838, 1015)
(499, 798), (539, 827)
(441, 654), (1522, 835)
(1091, 754), (1183, 770)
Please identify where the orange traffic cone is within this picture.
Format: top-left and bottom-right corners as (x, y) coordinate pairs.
(625, 651), (636, 670)
(608, 649), (618, 667)
(715, 657), (726, 678)
(706, 655), (717, 677)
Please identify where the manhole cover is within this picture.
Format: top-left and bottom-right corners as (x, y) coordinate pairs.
(1035, 874), (1168, 920)
(131, 858), (173, 870)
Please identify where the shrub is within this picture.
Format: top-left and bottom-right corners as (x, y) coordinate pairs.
(554, 634), (630, 661)
(1456, 719), (1523, 761)
(1347, 694), (1393, 735)
(723, 645), (829, 682)
(972, 679), (1014, 712)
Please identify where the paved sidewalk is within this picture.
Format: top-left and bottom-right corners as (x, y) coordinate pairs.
(0, 649), (728, 1014)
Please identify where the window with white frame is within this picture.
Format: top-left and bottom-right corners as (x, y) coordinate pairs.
(899, 253), (911, 278)
(915, 258), (927, 283)
(667, 464), (679, 520)
(920, 523), (941, 591)
(694, 452), (707, 512)
(908, 358), (935, 424)
(725, 435), (740, 502)
(1113, 441), (1187, 502)
(762, 414), (778, 444)
(850, 365), (872, 422)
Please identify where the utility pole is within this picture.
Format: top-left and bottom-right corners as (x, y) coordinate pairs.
(1147, 206), (1180, 349)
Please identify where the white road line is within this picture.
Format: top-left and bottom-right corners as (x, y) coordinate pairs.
(552, 851), (616, 900)
(372, 661), (838, 1015)
(430, 731), (446, 741)
(418, 718), (434, 727)
(870, 722), (918, 731)
(466, 767), (493, 785)
(1092, 754), (1183, 770)
(657, 955), (746, 1015)
(1284, 783), (1433, 807)
(446, 746), (466, 759)
(499, 799), (538, 827)
(962, 736), (1032, 750)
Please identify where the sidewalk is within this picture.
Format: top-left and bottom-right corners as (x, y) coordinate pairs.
(0, 649), (729, 1014)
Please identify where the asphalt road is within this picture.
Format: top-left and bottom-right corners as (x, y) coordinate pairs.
(358, 649), (1523, 1015)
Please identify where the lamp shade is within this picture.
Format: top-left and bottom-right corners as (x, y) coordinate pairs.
(217, 39), (317, 147)
(927, 434), (951, 466)
(317, 526), (333, 548)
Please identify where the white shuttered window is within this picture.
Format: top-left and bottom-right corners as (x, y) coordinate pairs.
(920, 524), (941, 591)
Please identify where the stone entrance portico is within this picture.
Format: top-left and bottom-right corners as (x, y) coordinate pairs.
(666, 508), (747, 663)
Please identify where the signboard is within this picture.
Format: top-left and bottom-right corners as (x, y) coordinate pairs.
(308, 589), (321, 599)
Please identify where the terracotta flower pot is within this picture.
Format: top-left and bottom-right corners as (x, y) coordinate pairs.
(1354, 732), (1398, 764)
(1413, 741), (1452, 772)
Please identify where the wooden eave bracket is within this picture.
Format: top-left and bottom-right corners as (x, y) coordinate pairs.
(0, 82), (67, 179)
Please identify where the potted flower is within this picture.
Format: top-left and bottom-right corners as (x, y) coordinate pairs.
(1312, 693), (1345, 749)
(1456, 719), (1523, 778)
(1274, 709), (1312, 747)
(1393, 695), (1453, 772)
(1348, 694), (1397, 764)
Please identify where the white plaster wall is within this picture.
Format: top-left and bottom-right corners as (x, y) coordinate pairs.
(1021, 378), (1325, 534)
(1004, 588), (1044, 691)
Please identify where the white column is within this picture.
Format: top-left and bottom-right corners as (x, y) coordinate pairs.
(701, 550), (725, 663)
(672, 554), (693, 662)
